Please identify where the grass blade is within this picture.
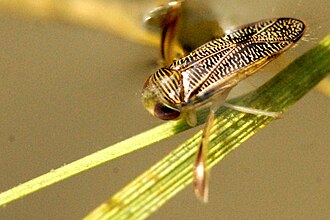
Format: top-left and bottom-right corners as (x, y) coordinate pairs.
(85, 33), (330, 220)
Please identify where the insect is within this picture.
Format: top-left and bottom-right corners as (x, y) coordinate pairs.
(142, 3), (305, 202)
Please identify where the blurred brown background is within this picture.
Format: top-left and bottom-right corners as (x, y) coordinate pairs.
(0, 0), (329, 219)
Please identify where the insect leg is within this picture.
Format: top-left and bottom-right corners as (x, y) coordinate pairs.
(160, 1), (182, 65)
(194, 89), (231, 202)
(193, 109), (212, 202)
(186, 109), (197, 127)
(223, 103), (283, 118)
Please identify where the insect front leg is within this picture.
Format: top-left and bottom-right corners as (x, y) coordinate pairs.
(186, 109), (197, 127)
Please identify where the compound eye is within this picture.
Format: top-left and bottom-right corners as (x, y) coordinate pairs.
(154, 103), (180, 120)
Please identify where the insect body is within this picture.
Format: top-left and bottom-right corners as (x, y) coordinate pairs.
(142, 17), (305, 202)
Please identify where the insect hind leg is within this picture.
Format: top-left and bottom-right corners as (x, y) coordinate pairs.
(193, 89), (231, 202)
(223, 102), (283, 118)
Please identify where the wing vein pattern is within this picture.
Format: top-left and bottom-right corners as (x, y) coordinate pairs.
(169, 18), (305, 102)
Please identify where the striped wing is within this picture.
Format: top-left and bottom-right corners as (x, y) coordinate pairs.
(169, 18), (305, 103)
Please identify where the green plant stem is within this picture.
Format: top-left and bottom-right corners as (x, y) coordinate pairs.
(84, 34), (330, 220)
(0, 33), (329, 217)
(0, 119), (192, 207)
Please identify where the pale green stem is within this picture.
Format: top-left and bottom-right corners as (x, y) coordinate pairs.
(84, 34), (330, 219)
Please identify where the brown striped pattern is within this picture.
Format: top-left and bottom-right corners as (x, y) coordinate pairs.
(148, 67), (182, 104)
(170, 18), (305, 103)
(145, 18), (305, 108)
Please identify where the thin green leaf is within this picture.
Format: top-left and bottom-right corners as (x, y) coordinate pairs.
(0, 116), (192, 206)
(84, 33), (330, 220)
(0, 33), (329, 216)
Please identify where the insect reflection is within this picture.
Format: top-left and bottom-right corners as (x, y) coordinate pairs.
(142, 1), (305, 202)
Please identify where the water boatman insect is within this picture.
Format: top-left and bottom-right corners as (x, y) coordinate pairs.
(142, 14), (305, 202)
